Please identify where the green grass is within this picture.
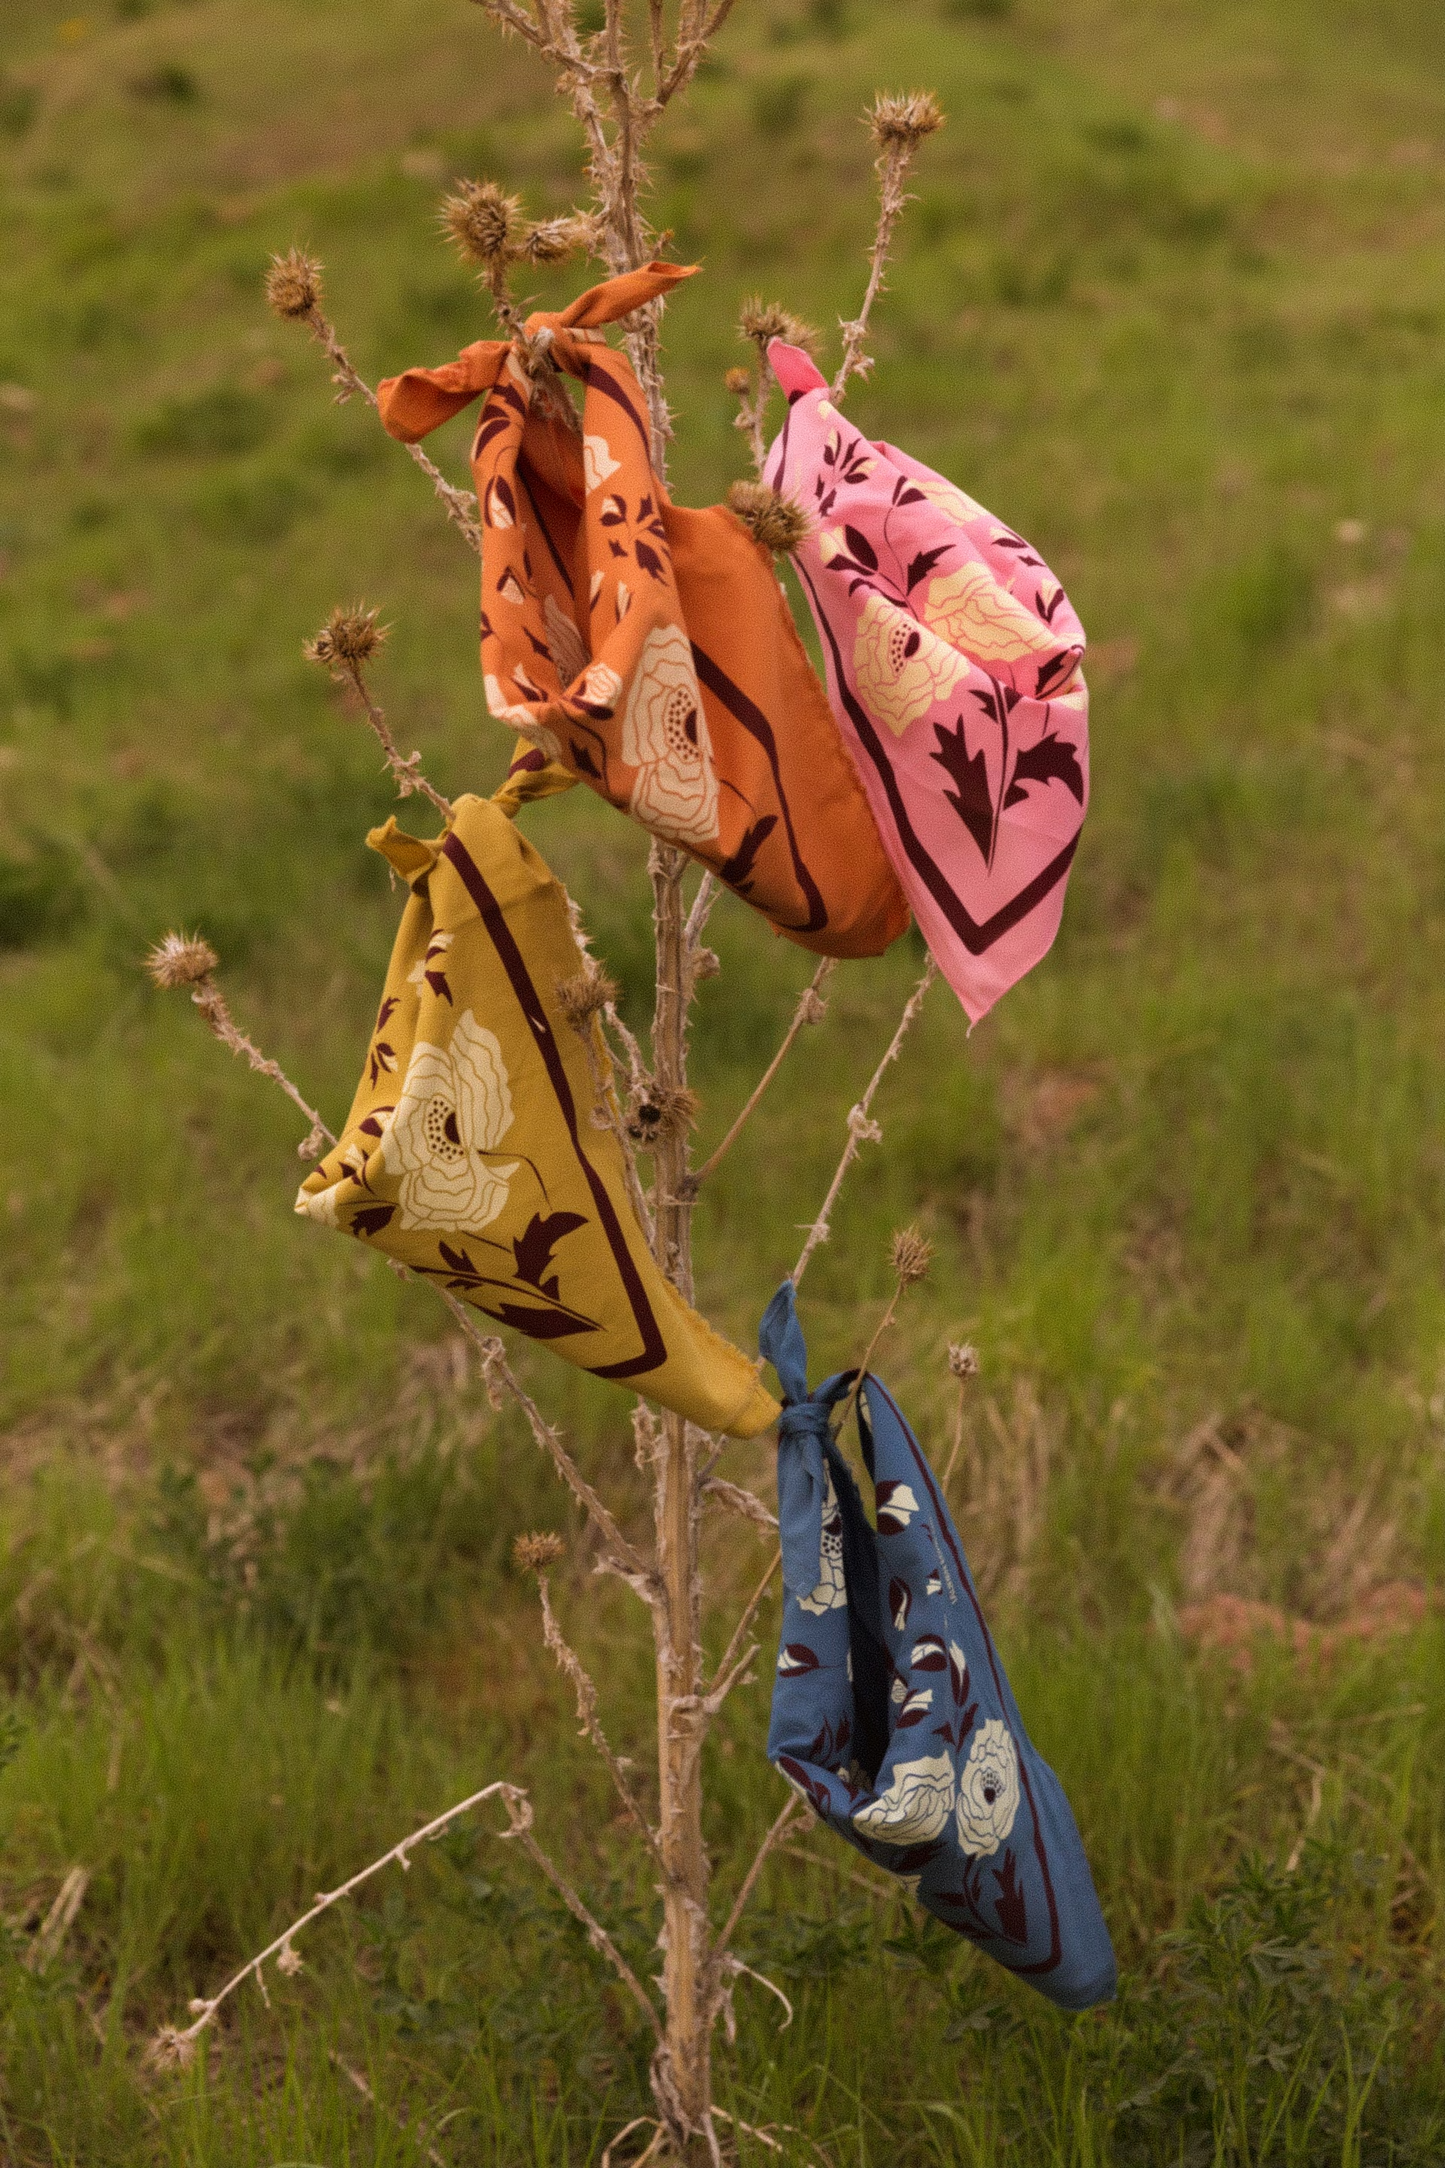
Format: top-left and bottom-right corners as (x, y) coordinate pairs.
(3, 0), (1445, 2157)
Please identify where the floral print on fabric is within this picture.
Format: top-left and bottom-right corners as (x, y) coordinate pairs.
(383, 1010), (519, 1233)
(854, 1751), (956, 1845)
(798, 1464), (847, 1617)
(582, 433), (621, 493)
(852, 591), (970, 736)
(620, 624), (720, 848)
(761, 1277), (1117, 2013)
(956, 1719), (1021, 1858)
(764, 338), (1091, 1023)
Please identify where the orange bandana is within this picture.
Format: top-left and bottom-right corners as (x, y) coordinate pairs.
(378, 266), (908, 961)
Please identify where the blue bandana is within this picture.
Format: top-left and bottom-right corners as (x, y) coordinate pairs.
(759, 1280), (1116, 2012)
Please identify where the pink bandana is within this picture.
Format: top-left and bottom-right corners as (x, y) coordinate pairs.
(765, 342), (1090, 1023)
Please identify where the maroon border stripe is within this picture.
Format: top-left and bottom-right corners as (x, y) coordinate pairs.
(864, 1375), (1063, 1978)
(690, 643), (828, 936)
(441, 830), (667, 1381)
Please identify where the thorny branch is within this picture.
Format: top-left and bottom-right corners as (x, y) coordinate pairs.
(710, 1795), (802, 1973)
(833, 94), (945, 403)
(507, 1793), (665, 2037)
(303, 607), (453, 821)
(792, 959), (937, 1287)
(145, 1780), (523, 2068)
(532, 1563), (668, 1877)
(265, 251), (483, 550)
(689, 958), (834, 1192)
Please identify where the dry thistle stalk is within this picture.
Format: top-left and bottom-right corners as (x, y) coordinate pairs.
(145, 933), (335, 1156)
(305, 606), (452, 821)
(556, 961), (621, 1031)
(264, 251), (483, 548)
(891, 1225), (935, 1288)
(942, 1341), (980, 1490)
(734, 297), (821, 471)
(441, 177), (522, 267)
(726, 480), (811, 556)
(833, 90), (945, 401)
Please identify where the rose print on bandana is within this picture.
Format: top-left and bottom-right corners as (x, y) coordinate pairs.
(923, 563), (1060, 668)
(383, 1011), (520, 1233)
(620, 624), (720, 848)
(955, 1720), (1021, 1858)
(854, 1751), (956, 1845)
(852, 592), (969, 736)
(910, 473), (989, 525)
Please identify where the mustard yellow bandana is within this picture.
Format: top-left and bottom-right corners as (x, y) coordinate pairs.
(295, 766), (779, 1439)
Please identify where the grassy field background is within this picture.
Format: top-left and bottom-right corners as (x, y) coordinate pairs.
(2, 0), (1445, 2158)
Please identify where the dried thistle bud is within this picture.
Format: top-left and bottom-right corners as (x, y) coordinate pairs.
(142, 2026), (198, 2072)
(727, 480), (811, 556)
(890, 1225), (935, 1287)
(513, 1530), (566, 1574)
(689, 946), (721, 985)
(724, 366), (752, 398)
(145, 931), (218, 990)
(265, 248), (322, 321)
(304, 605), (388, 672)
(948, 1342), (979, 1380)
(626, 1084), (698, 1146)
(739, 296), (797, 348)
(556, 961), (620, 1030)
(441, 178), (521, 266)
(519, 212), (602, 265)
(870, 90), (946, 153)
(275, 1939), (303, 1977)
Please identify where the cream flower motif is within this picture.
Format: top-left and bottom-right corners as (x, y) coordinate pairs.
(955, 1720), (1021, 1858)
(854, 1751), (956, 1845)
(799, 1466), (847, 1616)
(853, 592), (969, 737)
(575, 660), (623, 715)
(620, 624), (720, 848)
(294, 1178), (342, 1227)
(912, 473), (989, 525)
(543, 594), (589, 687)
(923, 563), (1056, 665)
(382, 1011), (519, 1233)
(407, 929), (452, 988)
(582, 433), (621, 494)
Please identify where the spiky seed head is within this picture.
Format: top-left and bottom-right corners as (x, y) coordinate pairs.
(264, 248), (322, 321)
(556, 961), (620, 1030)
(513, 1530), (566, 1574)
(776, 309), (821, 356)
(304, 605), (388, 672)
(275, 1939), (303, 1977)
(727, 480), (811, 556)
(626, 1084), (698, 1146)
(870, 90), (946, 153)
(890, 1225), (935, 1287)
(143, 2026), (198, 2072)
(738, 296), (795, 347)
(441, 178), (521, 266)
(948, 1342), (979, 1380)
(520, 212), (603, 265)
(145, 931), (218, 990)
(723, 366), (752, 398)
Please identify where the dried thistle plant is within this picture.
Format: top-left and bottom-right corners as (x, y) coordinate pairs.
(441, 177), (522, 267)
(145, 932), (335, 1156)
(627, 1082), (699, 1147)
(890, 1225), (935, 1288)
(734, 298), (821, 471)
(305, 606), (451, 820)
(942, 1341), (980, 1490)
(514, 1530), (567, 1574)
(726, 480), (811, 556)
(144, 931), (218, 991)
(833, 89), (946, 400)
(264, 246), (323, 323)
(557, 961), (621, 1031)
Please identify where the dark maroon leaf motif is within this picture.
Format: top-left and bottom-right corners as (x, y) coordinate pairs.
(350, 1203), (397, 1238)
(634, 538), (667, 582)
(889, 1840), (947, 1876)
(905, 545), (951, 592)
(992, 1849), (1029, 1944)
(1003, 730), (1085, 811)
(910, 1633), (947, 1672)
(717, 815), (778, 894)
(524, 627), (552, 660)
(423, 969), (452, 1002)
(368, 1040), (397, 1087)
(777, 1756), (833, 1817)
(777, 1643), (820, 1675)
(475, 414), (511, 455)
(896, 1688), (934, 1729)
(485, 475), (517, 527)
(931, 717), (994, 865)
(512, 1210), (587, 1298)
(608, 539), (628, 559)
(889, 1576), (912, 1632)
(599, 493), (627, 527)
(1035, 585), (1066, 626)
(570, 741), (602, 779)
(491, 1300), (595, 1341)
(1034, 647), (1082, 699)
(843, 525), (877, 571)
(874, 1479), (919, 1535)
(358, 1106), (394, 1141)
(376, 995), (399, 1033)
